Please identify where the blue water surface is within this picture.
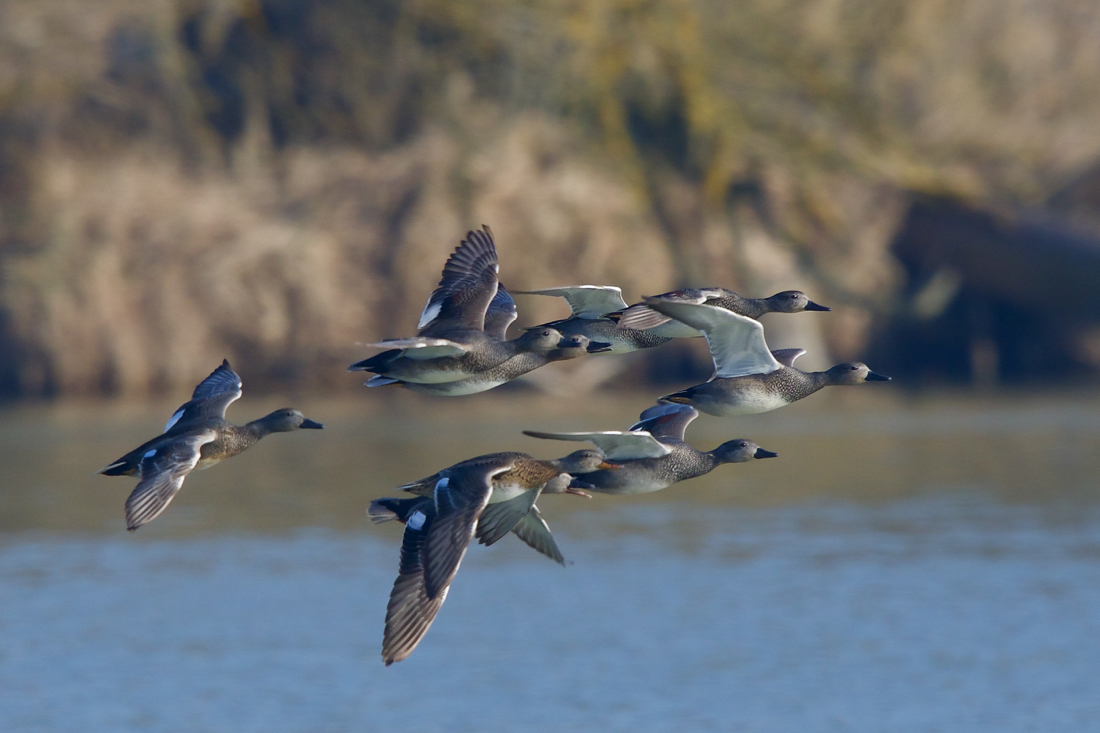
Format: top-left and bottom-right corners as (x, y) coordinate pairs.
(3, 495), (1099, 733)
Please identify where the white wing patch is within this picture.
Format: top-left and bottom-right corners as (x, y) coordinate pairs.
(417, 299), (443, 330)
(164, 408), (186, 432)
(143, 449), (157, 459)
(407, 510), (426, 530)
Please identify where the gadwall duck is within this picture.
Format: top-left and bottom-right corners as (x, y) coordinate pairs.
(523, 403), (775, 494)
(372, 449), (613, 665)
(371, 332), (612, 396)
(617, 287), (830, 333)
(350, 229), (556, 384)
(99, 360), (323, 530)
(370, 449), (611, 564)
(518, 284), (829, 352)
(648, 301), (889, 416)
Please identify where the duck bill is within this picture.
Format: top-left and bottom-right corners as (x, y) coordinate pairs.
(804, 301), (831, 312)
(300, 418), (325, 429)
(865, 371), (892, 382)
(586, 341), (613, 353)
(597, 460), (622, 470)
(753, 448), (778, 459)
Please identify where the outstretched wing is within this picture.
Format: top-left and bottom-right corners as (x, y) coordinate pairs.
(417, 226), (500, 335)
(644, 300), (782, 378)
(382, 498), (448, 666)
(356, 337), (469, 359)
(474, 490), (541, 548)
(628, 403), (699, 442)
(420, 465), (498, 599)
(516, 285), (629, 319)
(164, 360), (243, 431)
(510, 505), (566, 566)
(124, 429), (217, 531)
(523, 429), (671, 460)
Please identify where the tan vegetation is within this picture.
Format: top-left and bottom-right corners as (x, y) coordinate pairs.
(2, 0), (1100, 395)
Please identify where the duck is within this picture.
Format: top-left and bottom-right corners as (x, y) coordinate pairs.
(616, 287), (830, 333)
(517, 284), (829, 353)
(646, 300), (890, 416)
(349, 228), (553, 384)
(370, 332), (612, 396)
(523, 403), (775, 494)
(98, 360), (323, 530)
(371, 449), (614, 665)
(370, 448), (614, 563)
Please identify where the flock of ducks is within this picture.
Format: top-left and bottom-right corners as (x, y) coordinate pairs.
(99, 225), (890, 666)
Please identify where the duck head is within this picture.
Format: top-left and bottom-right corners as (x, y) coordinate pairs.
(713, 439), (777, 464)
(764, 290), (830, 313)
(257, 408), (325, 433)
(517, 326), (570, 354)
(824, 362), (891, 385)
(555, 448), (621, 474)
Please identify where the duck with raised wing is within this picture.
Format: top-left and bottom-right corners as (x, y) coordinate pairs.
(518, 284), (829, 353)
(371, 448), (614, 564)
(646, 300), (890, 416)
(350, 228), (553, 384)
(523, 403), (775, 494)
(371, 449), (615, 665)
(99, 360), (323, 530)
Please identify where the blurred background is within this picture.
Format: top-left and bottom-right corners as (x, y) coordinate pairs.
(4, 0), (1100, 395)
(3, 2), (1100, 732)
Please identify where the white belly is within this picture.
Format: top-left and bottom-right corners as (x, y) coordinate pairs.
(700, 389), (788, 416)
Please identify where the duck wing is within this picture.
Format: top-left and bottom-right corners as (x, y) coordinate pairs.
(522, 429), (671, 460)
(124, 429), (217, 531)
(644, 300), (781, 378)
(417, 226), (500, 335)
(474, 490), (541, 547)
(515, 285), (629, 319)
(483, 284), (518, 340)
(420, 464), (502, 599)
(509, 505), (566, 566)
(381, 497), (447, 666)
(355, 337), (470, 359)
(163, 359), (243, 431)
(628, 403), (699, 442)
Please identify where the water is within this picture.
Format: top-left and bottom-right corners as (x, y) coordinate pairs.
(3, 388), (1100, 732)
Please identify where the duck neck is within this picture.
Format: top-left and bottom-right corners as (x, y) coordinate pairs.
(241, 418), (276, 441)
(738, 298), (769, 319)
(697, 449), (723, 473)
(804, 369), (832, 392)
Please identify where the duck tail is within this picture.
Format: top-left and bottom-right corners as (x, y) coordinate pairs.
(347, 348), (401, 373)
(98, 459), (137, 477)
(658, 389), (694, 405)
(369, 497), (429, 524)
